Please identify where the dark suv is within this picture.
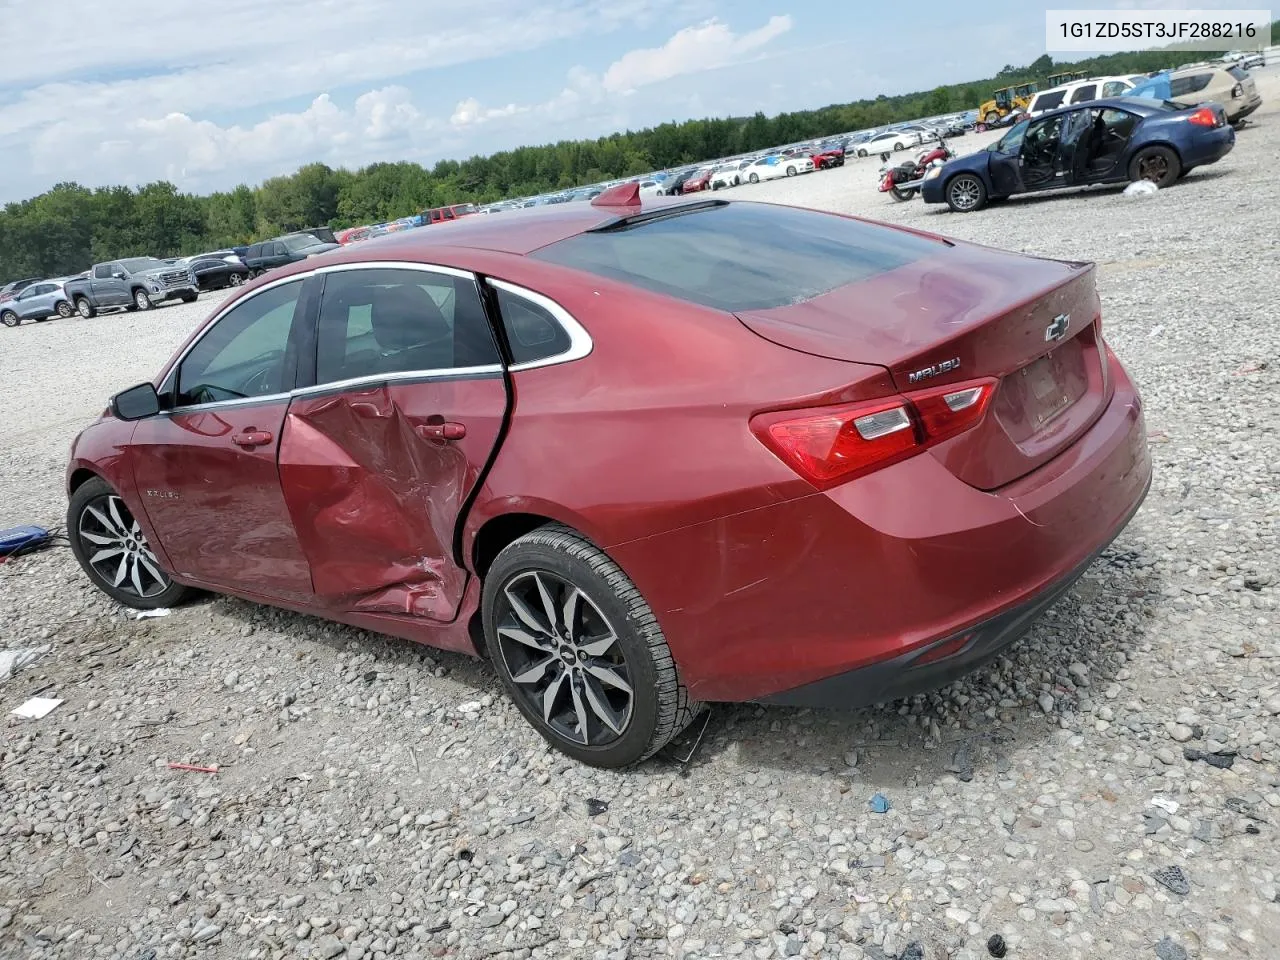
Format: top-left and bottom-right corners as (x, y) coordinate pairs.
(243, 233), (339, 278)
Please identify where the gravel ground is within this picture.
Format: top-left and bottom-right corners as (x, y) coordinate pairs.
(2, 72), (1279, 960)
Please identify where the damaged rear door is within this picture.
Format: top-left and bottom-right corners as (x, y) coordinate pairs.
(278, 263), (509, 622)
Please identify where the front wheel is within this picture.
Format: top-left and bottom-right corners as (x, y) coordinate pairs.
(1129, 145), (1181, 187)
(180, 291), (198, 303)
(68, 478), (190, 610)
(133, 288), (152, 310)
(483, 524), (699, 768)
(748, 173), (759, 183)
(786, 165), (797, 176)
(56, 300), (74, 318)
(946, 173), (988, 212)
(76, 298), (96, 319)
(1, 310), (18, 328)
(984, 111), (1000, 125)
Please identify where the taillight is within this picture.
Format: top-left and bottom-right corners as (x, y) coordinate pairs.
(1231, 83), (1243, 98)
(751, 378), (997, 489)
(1186, 107), (1218, 126)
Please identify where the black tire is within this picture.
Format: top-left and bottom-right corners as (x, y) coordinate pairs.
(68, 477), (190, 611)
(945, 173), (988, 212)
(748, 173), (759, 184)
(132, 288), (152, 310)
(890, 185), (918, 202)
(1128, 145), (1180, 187)
(56, 300), (74, 318)
(180, 291), (198, 303)
(857, 148), (867, 157)
(785, 165), (797, 176)
(76, 298), (96, 319)
(984, 111), (1000, 125)
(228, 272), (244, 287)
(893, 141), (905, 151)
(1, 310), (18, 328)
(483, 524), (699, 768)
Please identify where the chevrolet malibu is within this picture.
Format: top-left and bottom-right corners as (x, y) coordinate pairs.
(66, 189), (1151, 768)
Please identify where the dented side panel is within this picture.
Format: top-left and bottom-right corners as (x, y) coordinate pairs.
(278, 375), (507, 622)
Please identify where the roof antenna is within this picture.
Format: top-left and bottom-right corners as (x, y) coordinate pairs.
(591, 182), (642, 208)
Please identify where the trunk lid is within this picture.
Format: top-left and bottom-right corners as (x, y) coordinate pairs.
(735, 242), (1110, 490)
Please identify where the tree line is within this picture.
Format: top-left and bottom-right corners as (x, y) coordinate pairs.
(2, 30), (1276, 284)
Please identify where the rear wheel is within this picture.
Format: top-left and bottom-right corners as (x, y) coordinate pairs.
(890, 185), (918, 202)
(76, 298), (96, 319)
(68, 478), (190, 610)
(748, 173), (759, 183)
(786, 165), (797, 176)
(228, 272), (244, 287)
(946, 173), (987, 212)
(1129, 145), (1180, 187)
(56, 300), (74, 318)
(483, 524), (699, 768)
(1, 310), (19, 328)
(133, 288), (152, 310)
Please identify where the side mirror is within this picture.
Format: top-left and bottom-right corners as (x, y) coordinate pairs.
(111, 382), (161, 421)
(112, 271), (126, 279)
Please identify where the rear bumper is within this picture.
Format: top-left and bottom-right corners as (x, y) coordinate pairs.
(1183, 124), (1235, 165)
(760, 474), (1147, 707)
(610, 349), (1151, 703)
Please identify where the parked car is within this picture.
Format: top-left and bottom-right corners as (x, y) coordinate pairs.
(186, 256), (252, 291)
(0, 279), (74, 327)
(856, 131), (916, 156)
(923, 96), (1235, 212)
(66, 193), (1151, 768)
(681, 168), (714, 193)
(1128, 64), (1262, 123)
(709, 163), (746, 189)
(741, 155), (814, 182)
(1223, 50), (1265, 70)
(0, 277), (42, 306)
(1026, 76), (1141, 117)
(421, 203), (479, 225)
(64, 258), (199, 317)
(244, 234), (340, 278)
(658, 169), (700, 195)
(811, 142), (847, 168)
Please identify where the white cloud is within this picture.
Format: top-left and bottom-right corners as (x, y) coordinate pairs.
(600, 15), (793, 93)
(0, 0), (682, 200)
(450, 98), (525, 128)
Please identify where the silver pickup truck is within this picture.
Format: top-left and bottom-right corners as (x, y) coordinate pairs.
(63, 258), (199, 317)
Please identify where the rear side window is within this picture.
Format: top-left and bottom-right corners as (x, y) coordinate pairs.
(94, 264), (112, 279)
(490, 285), (573, 365)
(1101, 80), (1127, 97)
(1226, 65), (1247, 81)
(1034, 90), (1066, 111)
(1069, 84), (1097, 103)
(1170, 73), (1212, 96)
(531, 203), (942, 313)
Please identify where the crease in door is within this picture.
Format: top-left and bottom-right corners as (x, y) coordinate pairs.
(278, 385), (465, 620)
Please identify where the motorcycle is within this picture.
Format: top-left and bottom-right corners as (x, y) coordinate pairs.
(877, 140), (954, 202)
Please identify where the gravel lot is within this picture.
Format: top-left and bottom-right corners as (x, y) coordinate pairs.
(2, 73), (1278, 960)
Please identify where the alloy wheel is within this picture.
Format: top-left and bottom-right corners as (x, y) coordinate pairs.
(76, 299), (93, 318)
(77, 495), (171, 599)
(57, 301), (74, 318)
(134, 289), (151, 310)
(1137, 154), (1169, 182)
(1, 311), (18, 328)
(494, 570), (634, 747)
(949, 177), (981, 211)
(228, 272), (244, 286)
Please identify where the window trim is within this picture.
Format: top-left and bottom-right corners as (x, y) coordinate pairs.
(158, 270), (312, 412)
(293, 260), (504, 398)
(486, 278), (593, 371)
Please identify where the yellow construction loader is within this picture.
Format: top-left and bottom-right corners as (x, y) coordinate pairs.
(977, 83), (1039, 126)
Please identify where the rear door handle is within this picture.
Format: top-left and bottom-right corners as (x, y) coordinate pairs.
(416, 421), (466, 442)
(231, 430), (274, 448)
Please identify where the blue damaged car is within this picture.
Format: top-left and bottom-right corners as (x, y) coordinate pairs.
(921, 96), (1235, 212)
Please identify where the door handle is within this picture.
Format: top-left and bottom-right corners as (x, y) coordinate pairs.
(416, 421), (466, 442)
(231, 430), (274, 448)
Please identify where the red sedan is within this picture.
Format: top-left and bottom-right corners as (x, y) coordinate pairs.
(66, 189), (1151, 768)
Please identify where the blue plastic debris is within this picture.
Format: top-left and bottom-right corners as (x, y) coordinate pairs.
(0, 525), (50, 557)
(869, 792), (891, 814)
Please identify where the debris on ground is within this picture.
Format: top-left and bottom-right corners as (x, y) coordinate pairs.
(10, 696), (63, 719)
(1123, 180), (1159, 198)
(0, 644), (49, 682)
(869, 792), (891, 814)
(1152, 865), (1191, 896)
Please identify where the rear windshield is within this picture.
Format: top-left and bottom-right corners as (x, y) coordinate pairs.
(530, 202), (942, 312)
(1225, 64), (1248, 80)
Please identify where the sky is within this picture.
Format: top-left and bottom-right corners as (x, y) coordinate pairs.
(0, 0), (1253, 204)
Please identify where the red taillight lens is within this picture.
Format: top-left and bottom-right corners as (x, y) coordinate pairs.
(1186, 107), (1217, 126)
(752, 378), (996, 490)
